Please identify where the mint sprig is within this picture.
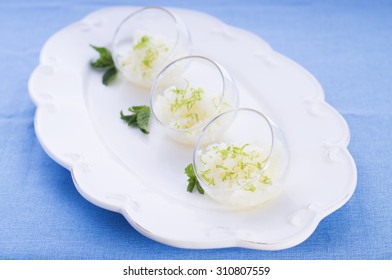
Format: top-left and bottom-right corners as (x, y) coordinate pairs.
(90, 45), (117, 86)
(102, 66), (117, 85)
(185, 163), (204, 194)
(120, 106), (150, 134)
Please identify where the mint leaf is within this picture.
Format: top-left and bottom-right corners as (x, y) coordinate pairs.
(185, 163), (195, 177)
(185, 163), (204, 194)
(120, 106), (150, 134)
(90, 45), (114, 68)
(90, 45), (117, 85)
(120, 111), (137, 126)
(133, 106), (150, 134)
(195, 182), (204, 194)
(187, 176), (196, 192)
(103, 67), (117, 85)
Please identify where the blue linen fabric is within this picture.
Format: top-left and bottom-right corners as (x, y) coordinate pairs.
(0, 0), (391, 260)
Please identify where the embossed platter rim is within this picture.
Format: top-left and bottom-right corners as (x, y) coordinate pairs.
(28, 6), (357, 250)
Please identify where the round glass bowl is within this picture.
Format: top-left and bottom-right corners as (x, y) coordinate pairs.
(112, 7), (191, 88)
(193, 108), (290, 208)
(150, 55), (238, 145)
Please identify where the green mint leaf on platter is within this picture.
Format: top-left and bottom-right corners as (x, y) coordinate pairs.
(90, 45), (117, 85)
(185, 163), (204, 194)
(120, 106), (150, 134)
(102, 67), (117, 85)
(90, 45), (114, 68)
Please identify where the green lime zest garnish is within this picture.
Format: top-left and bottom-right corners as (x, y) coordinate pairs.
(133, 35), (150, 50)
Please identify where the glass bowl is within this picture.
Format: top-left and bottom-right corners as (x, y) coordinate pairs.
(150, 55), (238, 145)
(193, 108), (290, 208)
(112, 7), (191, 88)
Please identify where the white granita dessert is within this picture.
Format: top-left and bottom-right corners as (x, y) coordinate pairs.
(153, 82), (232, 144)
(154, 82), (221, 129)
(196, 142), (279, 208)
(119, 31), (175, 87)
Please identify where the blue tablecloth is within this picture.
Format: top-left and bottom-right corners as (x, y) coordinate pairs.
(1, 0), (391, 260)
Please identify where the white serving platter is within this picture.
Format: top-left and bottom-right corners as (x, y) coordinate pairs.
(28, 6), (357, 250)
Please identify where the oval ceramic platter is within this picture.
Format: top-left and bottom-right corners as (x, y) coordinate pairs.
(28, 6), (357, 250)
